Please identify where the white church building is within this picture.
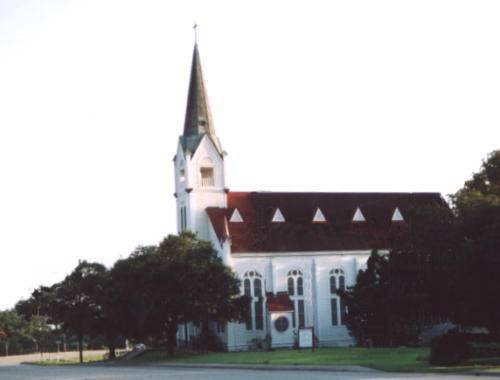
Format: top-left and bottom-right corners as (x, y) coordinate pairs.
(173, 44), (441, 351)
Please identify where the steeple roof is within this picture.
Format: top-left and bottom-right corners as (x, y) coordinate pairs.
(181, 44), (222, 154)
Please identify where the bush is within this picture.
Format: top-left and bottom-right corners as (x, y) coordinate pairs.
(189, 332), (224, 352)
(429, 332), (470, 366)
(248, 336), (271, 351)
(470, 342), (500, 358)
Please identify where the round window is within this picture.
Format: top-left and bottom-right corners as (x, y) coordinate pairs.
(274, 316), (289, 332)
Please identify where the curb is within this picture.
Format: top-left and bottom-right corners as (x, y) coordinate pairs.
(468, 372), (500, 378)
(136, 362), (380, 373)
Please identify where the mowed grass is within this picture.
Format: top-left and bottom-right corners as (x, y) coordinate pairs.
(136, 347), (500, 373)
(28, 353), (107, 366)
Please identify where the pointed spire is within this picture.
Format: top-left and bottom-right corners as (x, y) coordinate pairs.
(182, 43), (221, 153)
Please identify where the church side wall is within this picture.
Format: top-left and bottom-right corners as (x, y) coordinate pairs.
(226, 257), (271, 351)
(226, 252), (371, 351)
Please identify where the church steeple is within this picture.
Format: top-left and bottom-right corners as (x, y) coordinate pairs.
(174, 40), (228, 239)
(182, 43), (222, 154)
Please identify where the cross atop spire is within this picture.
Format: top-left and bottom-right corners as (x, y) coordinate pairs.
(181, 42), (222, 154)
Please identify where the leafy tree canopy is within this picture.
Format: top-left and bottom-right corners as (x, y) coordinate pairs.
(342, 202), (460, 347)
(451, 150), (500, 335)
(0, 310), (51, 355)
(454, 150), (500, 210)
(111, 232), (246, 355)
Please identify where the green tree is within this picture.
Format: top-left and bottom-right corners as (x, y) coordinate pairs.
(340, 250), (391, 346)
(0, 310), (34, 355)
(55, 261), (108, 363)
(111, 233), (246, 356)
(16, 285), (60, 324)
(25, 315), (51, 353)
(452, 150), (500, 335)
(341, 201), (459, 346)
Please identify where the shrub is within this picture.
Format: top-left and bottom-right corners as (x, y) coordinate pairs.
(470, 342), (500, 358)
(429, 331), (470, 366)
(192, 331), (224, 352)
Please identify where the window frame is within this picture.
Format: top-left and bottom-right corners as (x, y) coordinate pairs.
(200, 166), (215, 187)
(242, 271), (265, 331)
(287, 269), (305, 329)
(329, 268), (347, 326)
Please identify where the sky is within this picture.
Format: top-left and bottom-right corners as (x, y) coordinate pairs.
(1, 0), (499, 310)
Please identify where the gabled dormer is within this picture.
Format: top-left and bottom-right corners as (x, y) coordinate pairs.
(230, 208), (244, 223)
(352, 207), (366, 222)
(312, 207), (327, 223)
(272, 208), (285, 223)
(391, 207), (404, 222)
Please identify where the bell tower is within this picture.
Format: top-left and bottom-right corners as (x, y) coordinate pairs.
(174, 43), (227, 240)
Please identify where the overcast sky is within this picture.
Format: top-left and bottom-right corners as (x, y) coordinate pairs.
(1, 0), (499, 310)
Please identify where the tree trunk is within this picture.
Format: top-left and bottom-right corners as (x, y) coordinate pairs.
(388, 315), (393, 347)
(201, 320), (210, 353)
(166, 323), (177, 357)
(107, 340), (116, 360)
(78, 334), (83, 364)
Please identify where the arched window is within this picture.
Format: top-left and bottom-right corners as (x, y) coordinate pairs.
(242, 271), (265, 331)
(330, 275), (337, 294)
(287, 270), (305, 329)
(329, 268), (347, 326)
(287, 277), (294, 295)
(243, 278), (252, 329)
(254, 278), (262, 297)
(297, 277), (303, 296)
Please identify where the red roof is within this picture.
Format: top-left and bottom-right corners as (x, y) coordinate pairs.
(206, 208), (230, 241)
(206, 191), (443, 253)
(266, 292), (294, 312)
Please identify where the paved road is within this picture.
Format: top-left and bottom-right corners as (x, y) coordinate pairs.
(0, 364), (491, 380)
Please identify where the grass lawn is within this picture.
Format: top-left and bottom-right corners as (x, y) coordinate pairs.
(27, 354), (107, 366)
(134, 347), (500, 373)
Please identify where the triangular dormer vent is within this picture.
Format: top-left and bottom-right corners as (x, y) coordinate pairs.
(229, 208), (243, 223)
(392, 207), (404, 222)
(272, 208), (285, 223)
(312, 208), (327, 223)
(352, 207), (366, 222)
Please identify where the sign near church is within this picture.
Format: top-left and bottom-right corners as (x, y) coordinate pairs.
(298, 327), (313, 349)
